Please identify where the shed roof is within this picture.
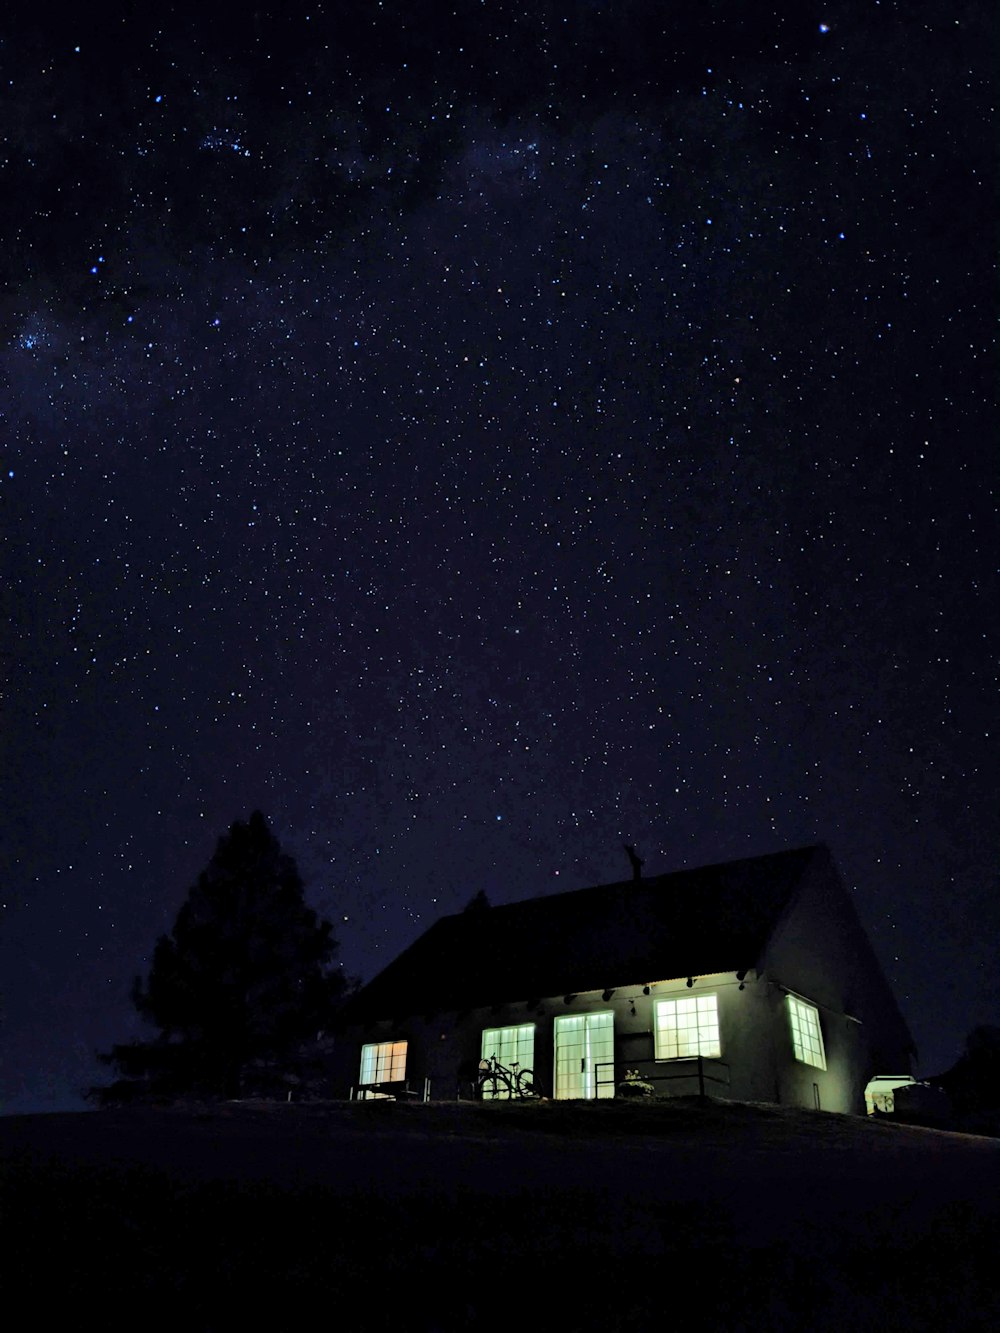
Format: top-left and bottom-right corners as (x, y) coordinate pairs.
(350, 844), (830, 1019)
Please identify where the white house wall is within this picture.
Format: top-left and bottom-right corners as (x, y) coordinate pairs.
(759, 853), (914, 1112)
(336, 969), (860, 1111)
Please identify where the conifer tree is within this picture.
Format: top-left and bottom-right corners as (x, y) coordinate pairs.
(95, 811), (344, 1102)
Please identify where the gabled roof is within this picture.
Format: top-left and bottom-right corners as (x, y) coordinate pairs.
(350, 845), (830, 1020)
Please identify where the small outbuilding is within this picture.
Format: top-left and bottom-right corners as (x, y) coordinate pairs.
(331, 844), (915, 1113)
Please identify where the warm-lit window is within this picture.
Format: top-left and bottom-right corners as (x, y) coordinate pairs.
(480, 1024), (535, 1099)
(654, 995), (721, 1059)
(787, 996), (826, 1070)
(359, 1040), (408, 1085)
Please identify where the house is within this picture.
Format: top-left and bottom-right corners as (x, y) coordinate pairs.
(333, 845), (915, 1114)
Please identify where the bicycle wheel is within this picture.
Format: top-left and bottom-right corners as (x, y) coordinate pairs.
(478, 1073), (501, 1101)
(516, 1068), (536, 1098)
(495, 1071), (515, 1100)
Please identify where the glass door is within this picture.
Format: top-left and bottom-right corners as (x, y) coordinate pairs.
(554, 1012), (614, 1099)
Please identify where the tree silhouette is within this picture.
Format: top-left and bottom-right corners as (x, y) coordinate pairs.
(94, 811), (344, 1103)
(933, 1025), (1000, 1124)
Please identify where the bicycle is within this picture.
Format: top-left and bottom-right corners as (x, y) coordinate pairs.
(477, 1053), (536, 1100)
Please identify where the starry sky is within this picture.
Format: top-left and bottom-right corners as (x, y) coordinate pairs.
(2, 2), (997, 1114)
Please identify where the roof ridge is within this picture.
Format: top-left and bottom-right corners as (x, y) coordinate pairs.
(347, 844), (827, 1020)
(439, 843), (827, 922)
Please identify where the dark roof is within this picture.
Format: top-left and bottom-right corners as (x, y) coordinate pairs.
(349, 845), (829, 1020)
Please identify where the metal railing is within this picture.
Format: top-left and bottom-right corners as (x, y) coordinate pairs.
(347, 1056), (731, 1104)
(644, 1055), (731, 1098)
(350, 1077), (431, 1102)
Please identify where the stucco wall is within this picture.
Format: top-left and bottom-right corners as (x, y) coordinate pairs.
(327, 851), (910, 1116)
(759, 852), (914, 1112)
(333, 968), (862, 1112)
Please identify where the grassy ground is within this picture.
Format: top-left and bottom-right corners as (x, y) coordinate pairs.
(3, 1097), (999, 1330)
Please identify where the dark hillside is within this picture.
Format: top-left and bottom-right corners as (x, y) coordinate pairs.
(4, 1099), (999, 1329)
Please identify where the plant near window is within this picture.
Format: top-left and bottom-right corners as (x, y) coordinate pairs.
(617, 1068), (654, 1098)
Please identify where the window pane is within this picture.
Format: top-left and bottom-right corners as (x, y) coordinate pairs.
(787, 997), (826, 1070)
(554, 1013), (614, 1100)
(359, 1040), (408, 1085)
(655, 995), (721, 1059)
(480, 1025), (536, 1099)
(481, 1024), (535, 1069)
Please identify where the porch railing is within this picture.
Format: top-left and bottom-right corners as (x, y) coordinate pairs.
(350, 1077), (431, 1102)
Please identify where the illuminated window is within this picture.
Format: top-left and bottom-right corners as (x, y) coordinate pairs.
(654, 995), (721, 1059)
(481, 1024), (534, 1073)
(554, 1012), (615, 1099)
(359, 1040), (408, 1086)
(787, 996), (826, 1070)
(480, 1024), (535, 1099)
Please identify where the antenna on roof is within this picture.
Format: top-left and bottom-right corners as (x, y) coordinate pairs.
(623, 845), (644, 881)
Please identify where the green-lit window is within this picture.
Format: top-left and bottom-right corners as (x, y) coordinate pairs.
(480, 1024), (535, 1099)
(654, 995), (721, 1059)
(787, 996), (826, 1070)
(554, 1012), (615, 1100)
(359, 1040), (407, 1085)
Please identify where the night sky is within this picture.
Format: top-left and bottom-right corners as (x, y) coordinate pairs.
(2, 2), (997, 1114)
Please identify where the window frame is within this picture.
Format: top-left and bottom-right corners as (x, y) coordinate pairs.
(653, 993), (721, 1061)
(553, 1010), (615, 1100)
(479, 1023), (536, 1100)
(786, 995), (827, 1070)
(480, 1023), (535, 1071)
(359, 1039), (408, 1086)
